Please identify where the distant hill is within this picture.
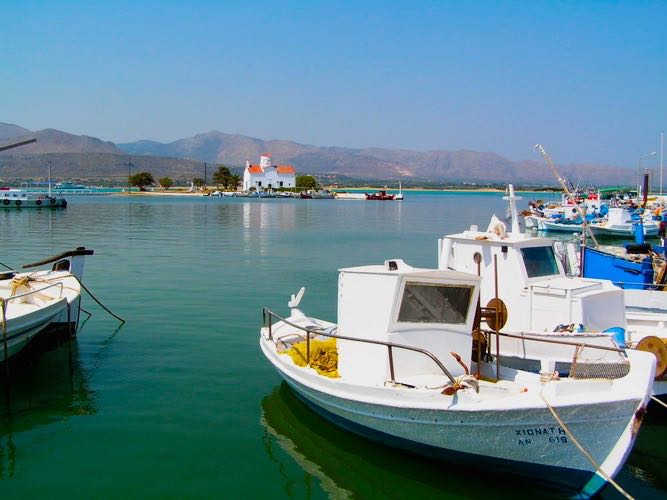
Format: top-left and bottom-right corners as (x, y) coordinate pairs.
(118, 130), (637, 185)
(0, 122), (31, 140)
(0, 122), (638, 185)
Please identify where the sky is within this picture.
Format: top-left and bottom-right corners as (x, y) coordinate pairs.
(2, 1), (666, 167)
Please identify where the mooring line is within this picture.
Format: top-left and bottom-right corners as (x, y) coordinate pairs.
(651, 395), (667, 409)
(540, 391), (634, 500)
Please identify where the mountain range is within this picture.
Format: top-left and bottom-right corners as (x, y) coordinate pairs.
(0, 122), (637, 185)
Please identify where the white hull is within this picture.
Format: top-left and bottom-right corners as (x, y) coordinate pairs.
(0, 249), (90, 361)
(261, 330), (652, 497)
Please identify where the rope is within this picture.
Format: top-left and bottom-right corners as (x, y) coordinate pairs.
(20, 273), (125, 324)
(651, 395), (667, 409)
(0, 262), (14, 271)
(540, 390), (634, 499)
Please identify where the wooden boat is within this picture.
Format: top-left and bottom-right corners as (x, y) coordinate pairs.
(261, 262), (654, 497)
(365, 189), (396, 201)
(0, 248), (93, 360)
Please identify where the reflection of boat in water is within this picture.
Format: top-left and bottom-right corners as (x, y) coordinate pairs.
(261, 383), (541, 499)
(0, 339), (98, 477)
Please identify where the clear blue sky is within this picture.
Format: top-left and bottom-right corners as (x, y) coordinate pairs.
(3, 1), (665, 166)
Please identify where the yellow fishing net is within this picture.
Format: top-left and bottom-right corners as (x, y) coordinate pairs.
(283, 338), (340, 378)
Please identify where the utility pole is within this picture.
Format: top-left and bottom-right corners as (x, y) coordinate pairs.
(204, 162), (207, 187)
(128, 158), (132, 194)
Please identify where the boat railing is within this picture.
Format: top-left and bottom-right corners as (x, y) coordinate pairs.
(1, 281), (65, 315)
(485, 329), (625, 354)
(262, 307), (457, 384)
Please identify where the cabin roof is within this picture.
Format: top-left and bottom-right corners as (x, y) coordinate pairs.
(445, 231), (555, 247)
(339, 263), (480, 283)
(247, 165), (263, 174)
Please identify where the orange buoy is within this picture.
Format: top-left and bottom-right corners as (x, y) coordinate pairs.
(636, 336), (667, 379)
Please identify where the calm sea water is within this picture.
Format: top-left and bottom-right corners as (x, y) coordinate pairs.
(0, 193), (664, 499)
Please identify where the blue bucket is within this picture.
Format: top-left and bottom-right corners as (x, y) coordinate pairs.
(604, 327), (626, 348)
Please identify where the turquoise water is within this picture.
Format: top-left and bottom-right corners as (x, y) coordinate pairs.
(0, 193), (664, 498)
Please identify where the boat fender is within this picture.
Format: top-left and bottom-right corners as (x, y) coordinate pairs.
(36, 199), (42, 206)
(15, 199), (21, 206)
(2, 199), (9, 205)
(62, 200), (67, 208)
(50, 198), (56, 205)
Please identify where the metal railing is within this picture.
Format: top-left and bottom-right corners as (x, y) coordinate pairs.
(262, 308), (456, 385)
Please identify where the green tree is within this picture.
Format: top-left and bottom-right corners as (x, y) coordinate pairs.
(130, 172), (155, 191)
(212, 165), (231, 188)
(159, 177), (173, 190)
(296, 175), (317, 190)
(229, 174), (241, 190)
(193, 177), (205, 188)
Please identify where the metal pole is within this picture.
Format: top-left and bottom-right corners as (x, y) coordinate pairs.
(48, 161), (52, 197)
(494, 254), (500, 381)
(204, 162), (207, 187)
(128, 159), (132, 194)
(388, 345), (395, 384)
(661, 131), (664, 197)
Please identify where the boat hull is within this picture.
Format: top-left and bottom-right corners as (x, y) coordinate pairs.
(261, 337), (646, 498)
(279, 371), (636, 497)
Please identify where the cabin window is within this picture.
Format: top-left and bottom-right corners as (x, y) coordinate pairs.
(398, 283), (472, 324)
(521, 246), (559, 278)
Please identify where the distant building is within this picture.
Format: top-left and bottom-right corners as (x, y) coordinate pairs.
(242, 154), (296, 192)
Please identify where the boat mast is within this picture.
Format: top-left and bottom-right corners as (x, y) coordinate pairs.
(503, 184), (522, 234)
(534, 144), (599, 247)
(48, 161), (52, 197)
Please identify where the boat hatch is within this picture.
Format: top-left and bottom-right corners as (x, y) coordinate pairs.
(521, 246), (560, 278)
(397, 282), (473, 325)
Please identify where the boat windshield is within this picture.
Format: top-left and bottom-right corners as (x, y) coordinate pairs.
(521, 246), (559, 278)
(397, 283), (472, 324)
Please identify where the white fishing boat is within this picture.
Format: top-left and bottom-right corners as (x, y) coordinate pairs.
(437, 186), (667, 396)
(591, 207), (659, 236)
(0, 248), (92, 360)
(261, 262), (654, 497)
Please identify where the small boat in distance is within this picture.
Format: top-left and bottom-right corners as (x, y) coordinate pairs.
(0, 187), (67, 208)
(365, 186), (402, 201)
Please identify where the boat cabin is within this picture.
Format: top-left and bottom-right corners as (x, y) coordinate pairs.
(336, 260), (479, 386)
(437, 227), (626, 333)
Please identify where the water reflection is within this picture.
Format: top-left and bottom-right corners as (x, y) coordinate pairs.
(0, 336), (99, 479)
(260, 383), (549, 499)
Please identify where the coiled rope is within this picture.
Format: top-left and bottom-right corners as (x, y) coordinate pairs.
(540, 390), (634, 499)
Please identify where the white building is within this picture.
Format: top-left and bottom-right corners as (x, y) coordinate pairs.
(242, 154), (296, 192)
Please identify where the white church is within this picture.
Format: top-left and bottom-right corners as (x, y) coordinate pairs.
(242, 154), (296, 192)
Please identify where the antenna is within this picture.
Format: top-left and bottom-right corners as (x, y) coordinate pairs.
(534, 144), (598, 247)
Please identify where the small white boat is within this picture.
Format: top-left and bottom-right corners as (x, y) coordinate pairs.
(261, 261), (654, 497)
(0, 188), (66, 209)
(590, 208), (659, 236)
(0, 248), (92, 360)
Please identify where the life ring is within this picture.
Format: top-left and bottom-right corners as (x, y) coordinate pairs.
(36, 199), (42, 206)
(2, 199), (9, 205)
(15, 200), (22, 206)
(50, 198), (56, 205)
